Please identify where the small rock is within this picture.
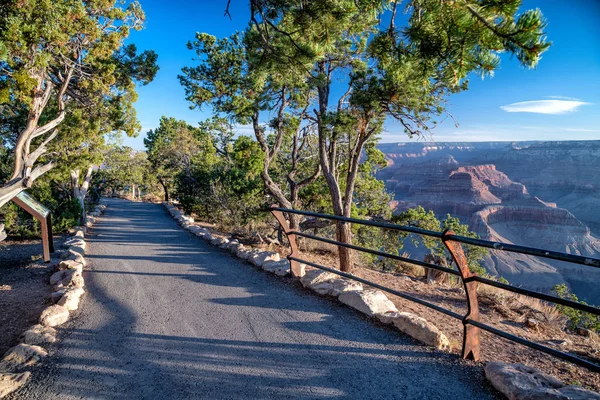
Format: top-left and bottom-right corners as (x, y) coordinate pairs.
(390, 312), (450, 351)
(57, 288), (85, 311)
(526, 318), (539, 329)
(20, 325), (57, 346)
(328, 279), (363, 297)
(338, 289), (398, 317)
(262, 260), (290, 276)
(300, 269), (338, 292)
(251, 251), (280, 267)
(74, 230), (85, 238)
(0, 344), (47, 371)
(485, 362), (565, 400)
(50, 289), (66, 303)
(57, 260), (83, 273)
(49, 270), (68, 285)
(69, 245), (85, 257)
(40, 305), (69, 327)
(0, 372), (31, 398)
(543, 339), (573, 347)
(558, 386), (600, 399)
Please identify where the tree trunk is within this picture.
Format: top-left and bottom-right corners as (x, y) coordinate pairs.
(336, 220), (353, 272)
(0, 179), (27, 209)
(131, 184), (135, 201)
(159, 178), (169, 202)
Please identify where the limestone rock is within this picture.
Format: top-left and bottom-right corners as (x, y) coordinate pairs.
(69, 245), (85, 256)
(300, 269), (338, 292)
(50, 289), (66, 303)
(0, 372), (31, 398)
(558, 386), (600, 399)
(49, 270), (68, 285)
(250, 251), (280, 267)
(40, 305), (69, 327)
(49, 269), (83, 288)
(262, 260), (290, 276)
(329, 279), (362, 297)
(57, 259), (83, 273)
(57, 288), (85, 311)
(0, 344), (47, 371)
(238, 248), (259, 261)
(61, 249), (86, 266)
(338, 289), (398, 317)
(390, 312), (450, 351)
(20, 325), (57, 346)
(484, 362), (600, 400)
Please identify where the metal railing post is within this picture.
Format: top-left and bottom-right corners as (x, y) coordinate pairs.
(442, 230), (481, 361)
(270, 205), (303, 278)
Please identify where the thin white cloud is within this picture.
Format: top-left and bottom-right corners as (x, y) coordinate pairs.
(500, 100), (590, 114)
(546, 96), (581, 101)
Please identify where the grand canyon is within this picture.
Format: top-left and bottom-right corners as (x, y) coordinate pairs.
(377, 140), (600, 305)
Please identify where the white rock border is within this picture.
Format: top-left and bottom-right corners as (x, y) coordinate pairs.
(162, 202), (450, 351)
(0, 201), (106, 399)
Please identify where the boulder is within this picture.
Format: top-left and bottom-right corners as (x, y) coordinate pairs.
(262, 260), (290, 276)
(251, 251), (281, 267)
(56, 260), (83, 273)
(389, 312), (450, 351)
(49, 270), (68, 285)
(69, 245), (85, 256)
(57, 288), (85, 311)
(238, 248), (259, 261)
(49, 269), (83, 288)
(40, 305), (69, 327)
(223, 240), (240, 252)
(484, 362), (600, 400)
(328, 279), (363, 297)
(0, 344), (47, 371)
(0, 372), (31, 398)
(300, 269), (337, 290)
(74, 230), (85, 238)
(50, 289), (66, 303)
(20, 325), (57, 346)
(338, 289), (398, 317)
(61, 249), (86, 266)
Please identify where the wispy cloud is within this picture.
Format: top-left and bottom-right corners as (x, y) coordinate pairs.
(546, 96), (581, 101)
(500, 100), (590, 114)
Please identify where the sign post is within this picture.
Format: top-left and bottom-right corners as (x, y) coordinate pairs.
(12, 192), (54, 262)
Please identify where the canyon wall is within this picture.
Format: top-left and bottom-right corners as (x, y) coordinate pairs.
(377, 140), (600, 304)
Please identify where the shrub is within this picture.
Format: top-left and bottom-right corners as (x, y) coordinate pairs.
(553, 284), (600, 332)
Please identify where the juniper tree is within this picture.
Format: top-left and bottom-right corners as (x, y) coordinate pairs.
(0, 0), (158, 208)
(244, 0), (549, 272)
(179, 33), (321, 231)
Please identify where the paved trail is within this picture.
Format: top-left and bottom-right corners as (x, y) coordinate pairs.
(16, 198), (499, 399)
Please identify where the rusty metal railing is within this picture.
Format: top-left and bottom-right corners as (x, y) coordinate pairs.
(269, 205), (600, 372)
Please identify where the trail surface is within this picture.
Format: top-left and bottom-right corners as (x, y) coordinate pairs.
(15, 198), (498, 399)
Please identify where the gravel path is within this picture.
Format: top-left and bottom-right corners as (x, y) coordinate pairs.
(15, 198), (500, 399)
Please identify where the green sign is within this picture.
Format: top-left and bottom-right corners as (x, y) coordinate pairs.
(15, 191), (51, 218)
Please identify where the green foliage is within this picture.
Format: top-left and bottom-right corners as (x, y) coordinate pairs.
(0, 183), (82, 238)
(95, 146), (151, 197)
(177, 135), (266, 228)
(554, 284), (600, 333)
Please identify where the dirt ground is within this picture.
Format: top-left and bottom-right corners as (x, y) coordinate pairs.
(0, 236), (65, 355)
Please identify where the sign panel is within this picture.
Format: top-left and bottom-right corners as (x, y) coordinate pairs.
(15, 191), (51, 218)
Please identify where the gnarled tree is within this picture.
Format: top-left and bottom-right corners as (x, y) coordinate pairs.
(246, 0), (550, 271)
(0, 0), (158, 208)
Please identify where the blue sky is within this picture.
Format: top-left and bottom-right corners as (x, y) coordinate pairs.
(122, 0), (600, 149)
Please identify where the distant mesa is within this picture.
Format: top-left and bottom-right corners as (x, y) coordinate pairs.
(377, 140), (600, 304)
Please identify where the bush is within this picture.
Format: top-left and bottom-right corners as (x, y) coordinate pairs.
(554, 284), (600, 332)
